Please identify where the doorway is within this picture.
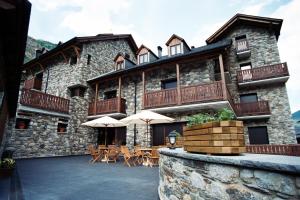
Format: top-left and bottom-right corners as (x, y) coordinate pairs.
(248, 126), (269, 144)
(97, 127), (126, 146)
(151, 122), (185, 146)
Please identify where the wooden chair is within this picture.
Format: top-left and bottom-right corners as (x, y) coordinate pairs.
(134, 146), (146, 165)
(147, 148), (160, 167)
(87, 144), (101, 163)
(120, 146), (137, 167)
(104, 146), (120, 164)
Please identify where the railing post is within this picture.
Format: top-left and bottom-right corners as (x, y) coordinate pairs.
(142, 71), (145, 109)
(94, 83), (98, 115)
(218, 54), (227, 100)
(176, 63), (181, 105)
(118, 77), (122, 113)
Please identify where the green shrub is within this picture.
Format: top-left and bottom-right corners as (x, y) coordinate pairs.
(0, 158), (16, 169)
(187, 108), (236, 126)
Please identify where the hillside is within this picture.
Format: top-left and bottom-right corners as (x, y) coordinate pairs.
(24, 36), (56, 63)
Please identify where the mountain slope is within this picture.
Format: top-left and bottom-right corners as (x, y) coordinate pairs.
(24, 36), (56, 63)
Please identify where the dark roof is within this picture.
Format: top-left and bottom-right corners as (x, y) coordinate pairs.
(166, 34), (191, 51)
(0, 0), (31, 116)
(88, 38), (232, 83)
(23, 34), (138, 69)
(206, 13), (283, 44)
(136, 44), (159, 59)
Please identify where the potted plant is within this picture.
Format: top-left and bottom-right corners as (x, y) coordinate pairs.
(0, 158), (16, 178)
(18, 121), (26, 129)
(184, 108), (245, 154)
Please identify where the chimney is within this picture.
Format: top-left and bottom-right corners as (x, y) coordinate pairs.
(191, 46), (195, 49)
(35, 49), (42, 58)
(157, 46), (162, 58)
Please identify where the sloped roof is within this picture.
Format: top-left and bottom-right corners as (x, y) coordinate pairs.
(206, 13), (283, 44)
(166, 34), (191, 51)
(136, 44), (159, 59)
(23, 34), (138, 69)
(88, 38), (232, 83)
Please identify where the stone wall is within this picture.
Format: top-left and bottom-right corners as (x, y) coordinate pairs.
(222, 24), (296, 144)
(159, 148), (300, 200)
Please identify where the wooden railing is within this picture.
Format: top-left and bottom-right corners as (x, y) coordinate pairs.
(144, 88), (178, 108)
(181, 81), (223, 104)
(144, 81), (224, 109)
(20, 89), (70, 113)
(235, 101), (270, 116)
(236, 38), (250, 53)
(246, 144), (300, 156)
(88, 97), (126, 115)
(237, 63), (289, 83)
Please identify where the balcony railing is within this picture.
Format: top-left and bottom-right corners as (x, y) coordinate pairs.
(144, 81), (224, 109)
(235, 101), (270, 117)
(88, 97), (126, 115)
(237, 63), (289, 83)
(20, 89), (70, 113)
(236, 38), (250, 54)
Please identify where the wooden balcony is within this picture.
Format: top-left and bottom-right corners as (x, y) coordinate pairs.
(20, 89), (70, 113)
(236, 38), (250, 58)
(237, 63), (289, 87)
(88, 97), (126, 116)
(235, 101), (271, 118)
(144, 81), (224, 109)
(24, 78), (42, 90)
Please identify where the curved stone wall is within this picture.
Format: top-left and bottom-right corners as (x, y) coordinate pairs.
(158, 148), (300, 200)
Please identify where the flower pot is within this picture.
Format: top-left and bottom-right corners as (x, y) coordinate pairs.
(183, 120), (246, 154)
(0, 168), (14, 179)
(58, 127), (65, 133)
(18, 121), (26, 129)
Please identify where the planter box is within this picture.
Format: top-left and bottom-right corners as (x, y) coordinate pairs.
(183, 121), (246, 154)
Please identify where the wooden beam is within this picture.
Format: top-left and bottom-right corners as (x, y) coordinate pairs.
(37, 62), (44, 71)
(118, 76), (122, 113)
(94, 83), (99, 115)
(142, 71), (145, 109)
(59, 51), (68, 63)
(176, 63), (181, 105)
(72, 45), (81, 60)
(218, 54), (227, 100)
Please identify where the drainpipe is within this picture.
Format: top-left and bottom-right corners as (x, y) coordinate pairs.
(133, 80), (137, 146)
(44, 68), (50, 93)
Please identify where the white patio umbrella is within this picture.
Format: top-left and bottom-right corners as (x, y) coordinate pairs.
(82, 116), (125, 146)
(120, 110), (174, 146)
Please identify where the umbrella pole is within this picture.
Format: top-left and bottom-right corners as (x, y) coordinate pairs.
(105, 125), (107, 146)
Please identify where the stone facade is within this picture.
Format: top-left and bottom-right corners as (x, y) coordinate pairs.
(159, 149), (300, 200)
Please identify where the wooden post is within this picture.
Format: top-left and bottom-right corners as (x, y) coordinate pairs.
(142, 71), (145, 109)
(118, 76), (122, 113)
(176, 63), (181, 105)
(94, 83), (99, 115)
(218, 54), (227, 100)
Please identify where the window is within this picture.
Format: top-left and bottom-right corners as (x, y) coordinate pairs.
(240, 93), (258, 103)
(87, 54), (91, 65)
(70, 87), (85, 97)
(170, 44), (181, 56)
(139, 53), (148, 64)
(70, 56), (77, 65)
(248, 126), (269, 144)
(235, 35), (246, 40)
(235, 35), (249, 53)
(104, 90), (117, 99)
(161, 78), (177, 89)
(240, 62), (252, 70)
(116, 61), (124, 70)
(15, 118), (30, 129)
(57, 118), (68, 133)
(33, 72), (43, 90)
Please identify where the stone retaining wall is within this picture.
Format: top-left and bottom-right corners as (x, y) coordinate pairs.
(158, 148), (300, 200)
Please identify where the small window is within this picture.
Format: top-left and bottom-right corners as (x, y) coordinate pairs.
(87, 54), (91, 65)
(33, 72), (43, 90)
(235, 35), (246, 40)
(161, 78), (177, 89)
(248, 126), (269, 144)
(70, 56), (77, 65)
(104, 90), (117, 99)
(116, 61), (124, 70)
(240, 93), (258, 103)
(240, 62), (252, 71)
(57, 119), (68, 133)
(139, 53), (148, 64)
(170, 44), (181, 56)
(70, 87), (85, 97)
(15, 118), (30, 129)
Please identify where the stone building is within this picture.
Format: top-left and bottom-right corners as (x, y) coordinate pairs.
(3, 14), (296, 158)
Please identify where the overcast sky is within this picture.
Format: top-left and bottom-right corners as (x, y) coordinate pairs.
(28, 0), (299, 113)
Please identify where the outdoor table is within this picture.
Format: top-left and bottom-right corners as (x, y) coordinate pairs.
(140, 148), (152, 167)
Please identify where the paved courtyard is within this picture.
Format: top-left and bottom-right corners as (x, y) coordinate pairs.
(1, 155), (159, 200)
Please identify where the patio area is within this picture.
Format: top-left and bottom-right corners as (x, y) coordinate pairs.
(0, 155), (159, 200)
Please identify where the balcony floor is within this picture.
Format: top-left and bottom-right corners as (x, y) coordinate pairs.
(87, 112), (127, 119)
(237, 114), (271, 120)
(238, 76), (289, 88)
(18, 105), (70, 118)
(145, 100), (231, 114)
